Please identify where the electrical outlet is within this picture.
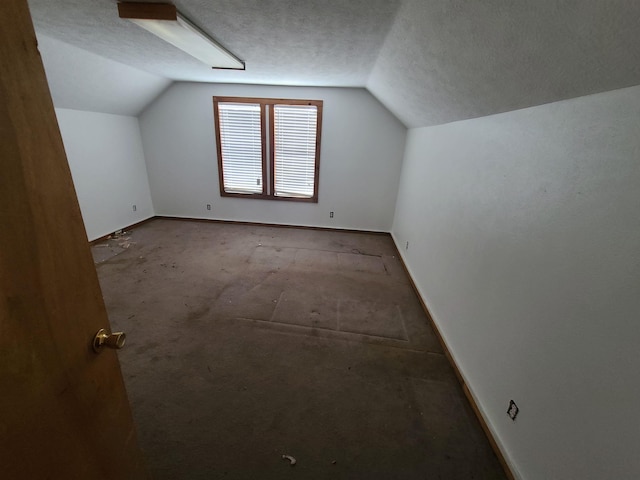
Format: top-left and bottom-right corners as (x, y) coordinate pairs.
(330, 211), (334, 218)
(206, 204), (211, 211)
(132, 205), (137, 212)
(405, 241), (409, 250)
(507, 400), (519, 421)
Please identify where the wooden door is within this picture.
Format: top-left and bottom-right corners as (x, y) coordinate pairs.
(0, 1), (148, 478)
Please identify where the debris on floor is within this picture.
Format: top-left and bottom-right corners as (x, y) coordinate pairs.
(98, 220), (509, 479)
(91, 230), (137, 264)
(282, 454), (297, 466)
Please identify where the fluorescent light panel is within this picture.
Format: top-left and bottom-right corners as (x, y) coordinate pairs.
(118, 3), (244, 70)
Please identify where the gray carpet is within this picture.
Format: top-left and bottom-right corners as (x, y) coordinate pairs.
(95, 219), (506, 479)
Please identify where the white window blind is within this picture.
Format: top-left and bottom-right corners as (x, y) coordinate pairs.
(217, 102), (263, 194)
(273, 104), (318, 198)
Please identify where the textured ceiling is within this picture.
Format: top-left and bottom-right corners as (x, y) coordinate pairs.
(38, 34), (170, 116)
(28, 0), (400, 86)
(27, 0), (640, 127)
(368, 0), (640, 127)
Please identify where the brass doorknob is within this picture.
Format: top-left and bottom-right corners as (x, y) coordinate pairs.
(93, 329), (126, 353)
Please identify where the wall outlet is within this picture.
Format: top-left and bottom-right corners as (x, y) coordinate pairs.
(329, 211), (334, 218)
(206, 204), (211, 211)
(132, 205), (137, 212)
(507, 400), (519, 421)
(405, 241), (409, 250)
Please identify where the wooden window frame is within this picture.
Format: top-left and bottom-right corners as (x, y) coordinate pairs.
(213, 96), (323, 203)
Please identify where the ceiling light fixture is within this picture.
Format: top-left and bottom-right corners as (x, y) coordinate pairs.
(117, 2), (244, 70)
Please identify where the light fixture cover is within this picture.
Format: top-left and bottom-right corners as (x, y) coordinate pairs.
(118, 3), (244, 70)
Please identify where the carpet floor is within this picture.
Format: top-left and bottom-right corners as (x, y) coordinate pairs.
(93, 218), (506, 480)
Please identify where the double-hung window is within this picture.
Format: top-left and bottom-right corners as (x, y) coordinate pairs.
(213, 97), (323, 202)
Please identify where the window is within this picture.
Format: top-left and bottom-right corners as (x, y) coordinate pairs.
(213, 97), (323, 202)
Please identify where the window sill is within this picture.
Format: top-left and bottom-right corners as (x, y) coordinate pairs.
(220, 192), (318, 203)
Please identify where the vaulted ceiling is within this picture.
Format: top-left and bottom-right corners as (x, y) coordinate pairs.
(28, 0), (640, 127)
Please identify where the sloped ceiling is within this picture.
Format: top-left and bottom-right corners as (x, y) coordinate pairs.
(38, 34), (170, 116)
(27, 0), (640, 127)
(368, 0), (640, 127)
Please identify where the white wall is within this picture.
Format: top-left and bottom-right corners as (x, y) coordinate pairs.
(139, 83), (406, 232)
(56, 108), (155, 241)
(392, 85), (640, 479)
